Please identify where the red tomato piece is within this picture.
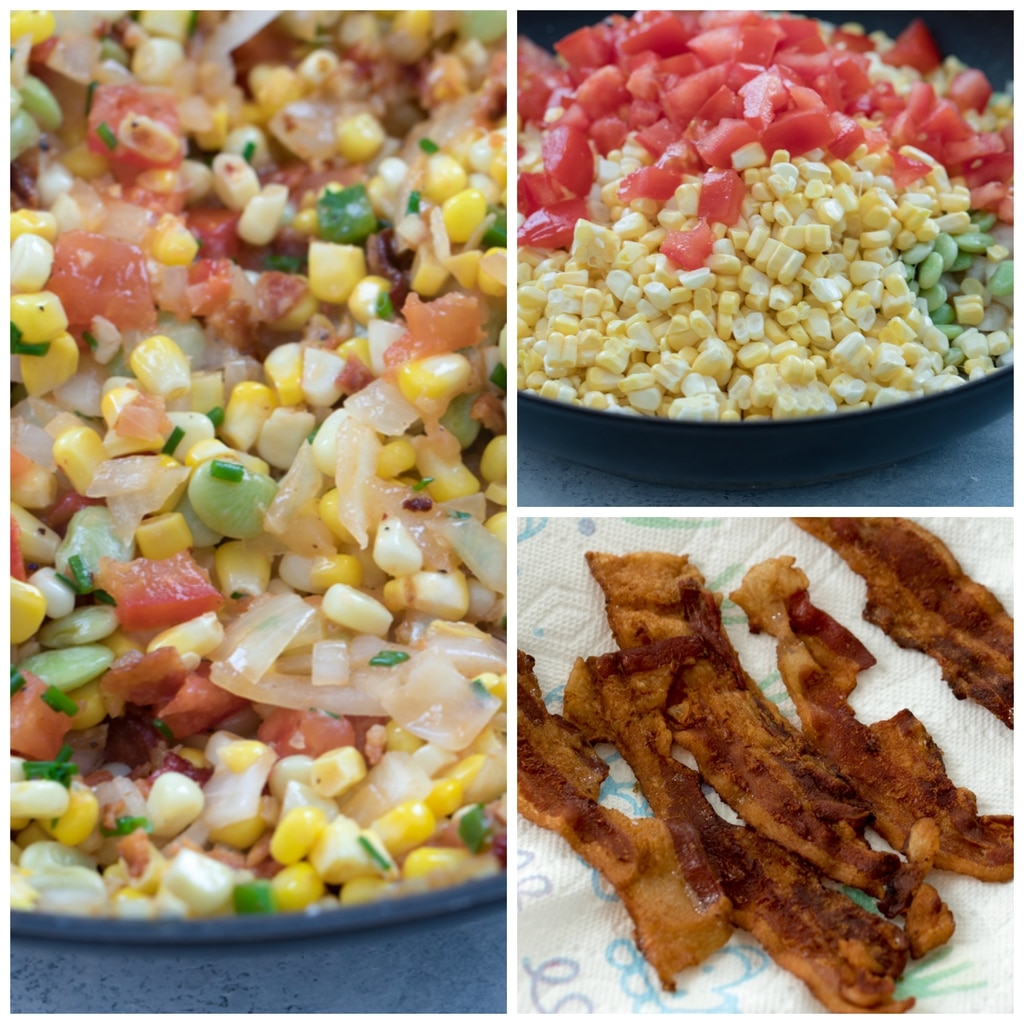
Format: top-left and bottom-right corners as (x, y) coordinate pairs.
(960, 152), (1014, 190)
(686, 25), (740, 64)
(656, 139), (702, 177)
(831, 29), (875, 54)
(942, 131), (1006, 166)
(618, 166), (681, 203)
(890, 151), (933, 189)
(736, 23), (783, 66)
(919, 99), (971, 144)
(87, 84), (183, 170)
(385, 292), (486, 369)
(694, 85), (743, 124)
(619, 11), (694, 58)
(662, 64), (729, 125)
(11, 516), (26, 581)
(627, 99), (663, 132)
(762, 108), (835, 159)
(831, 52), (872, 111)
(257, 707), (356, 759)
(156, 670), (250, 740)
(881, 19), (942, 74)
(554, 24), (615, 77)
(693, 118), (757, 169)
(576, 65), (630, 120)
(661, 219), (714, 272)
(518, 37), (570, 124)
(636, 118), (683, 158)
(186, 258), (235, 317)
(186, 209), (240, 261)
(47, 231), (155, 332)
(739, 68), (789, 131)
(517, 199), (587, 250)
(542, 124), (594, 198)
(828, 112), (866, 159)
(588, 115), (629, 156)
(11, 672), (76, 760)
(95, 551), (224, 633)
(518, 171), (566, 217)
(698, 168), (744, 227)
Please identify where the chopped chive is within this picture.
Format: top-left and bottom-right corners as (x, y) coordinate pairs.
(161, 425), (186, 455)
(152, 718), (174, 742)
(24, 744), (79, 788)
(233, 880), (276, 915)
(100, 815), (154, 837)
(309, 706), (341, 720)
(188, 10), (198, 36)
(457, 803), (489, 854)
(418, 137), (439, 154)
(242, 140), (256, 164)
(93, 588), (116, 605)
(411, 477), (434, 492)
(209, 458), (245, 482)
(11, 321), (21, 345)
(368, 650), (410, 667)
(67, 554), (93, 593)
(55, 571), (80, 594)
(230, 590), (249, 600)
(374, 291), (394, 320)
(85, 80), (98, 116)
(12, 339), (51, 356)
(406, 190), (421, 215)
(471, 677), (491, 700)
(11, 667), (26, 697)
(263, 253), (304, 273)
(96, 120), (117, 151)
(41, 685), (79, 717)
(357, 835), (392, 872)
(82, 330), (98, 350)
(206, 406), (225, 427)
(489, 362), (506, 390)
(448, 510), (472, 520)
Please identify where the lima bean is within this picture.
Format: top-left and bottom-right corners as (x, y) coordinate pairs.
(17, 643), (115, 692)
(955, 231), (994, 254)
(439, 392), (482, 449)
(38, 605), (120, 649)
(930, 302), (955, 325)
(933, 232), (959, 271)
(19, 74), (62, 132)
(56, 507), (135, 582)
(969, 209), (997, 233)
(187, 459), (278, 539)
(988, 260), (1013, 297)
(920, 283), (947, 313)
(916, 252), (944, 292)
(901, 241), (934, 265)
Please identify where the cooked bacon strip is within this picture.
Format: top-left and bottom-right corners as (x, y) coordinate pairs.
(517, 651), (732, 990)
(732, 557), (1013, 889)
(586, 552), (904, 899)
(564, 655), (914, 1014)
(793, 517), (1013, 728)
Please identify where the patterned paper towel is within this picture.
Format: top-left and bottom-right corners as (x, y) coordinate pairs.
(516, 516), (1013, 1014)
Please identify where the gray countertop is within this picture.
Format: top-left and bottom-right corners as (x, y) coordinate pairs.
(518, 411), (1012, 508)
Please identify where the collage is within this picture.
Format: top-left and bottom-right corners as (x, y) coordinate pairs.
(8, 7), (1013, 1017)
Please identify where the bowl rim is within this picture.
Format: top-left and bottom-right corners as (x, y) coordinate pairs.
(10, 872), (506, 946)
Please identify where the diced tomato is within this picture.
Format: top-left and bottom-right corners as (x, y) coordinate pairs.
(155, 670), (250, 740)
(40, 491), (105, 534)
(970, 182), (1013, 224)
(627, 99), (663, 132)
(186, 209), (240, 261)
(95, 551), (224, 632)
(87, 84), (183, 171)
(186, 258), (235, 317)
(830, 52), (872, 111)
(385, 292), (486, 369)
(693, 118), (757, 169)
(919, 99), (971, 145)
(662, 64), (729, 125)
(11, 672), (75, 760)
(694, 85), (743, 124)
(774, 48), (832, 83)
(739, 68), (789, 131)
(831, 29), (875, 54)
(686, 25), (740, 64)
(960, 152), (1014, 190)
(698, 168), (744, 227)
(11, 516), (26, 581)
(881, 18), (942, 74)
(555, 24), (615, 78)
(656, 139), (701, 177)
(257, 707), (356, 759)
(576, 65), (630, 120)
(636, 118), (683, 158)
(518, 171), (566, 217)
(518, 37), (570, 124)
(736, 23), (782, 66)
(828, 112), (866, 159)
(661, 219), (714, 272)
(517, 199), (587, 251)
(619, 11), (694, 58)
(890, 151), (933, 189)
(589, 115), (629, 155)
(47, 231), (155, 332)
(942, 131), (1006, 166)
(618, 166), (681, 203)
(761, 108), (834, 159)
(542, 124), (594, 198)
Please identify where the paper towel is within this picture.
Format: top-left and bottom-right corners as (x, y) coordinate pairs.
(516, 515), (1013, 1014)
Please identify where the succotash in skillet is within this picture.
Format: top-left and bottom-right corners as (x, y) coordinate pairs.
(10, 10), (508, 919)
(517, 12), (1013, 420)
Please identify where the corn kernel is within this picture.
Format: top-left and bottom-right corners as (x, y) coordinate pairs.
(348, 275), (393, 327)
(336, 111), (385, 164)
(11, 577), (47, 644)
(423, 153), (468, 204)
(308, 241), (366, 304)
(148, 214), (199, 266)
(321, 584), (393, 636)
(271, 806), (329, 866)
(52, 426), (106, 495)
(219, 740), (271, 774)
(397, 352), (472, 408)
(383, 569), (470, 621)
(129, 335), (191, 400)
(68, 679), (107, 731)
(308, 554), (363, 591)
(339, 876), (391, 906)
(11, 291), (68, 344)
(147, 611), (224, 661)
(311, 747), (367, 799)
(446, 754), (486, 791)
(370, 800), (436, 858)
(442, 188), (488, 244)
(134, 512), (193, 560)
(11, 10), (56, 45)
(385, 721), (423, 754)
(271, 861), (326, 911)
(377, 438), (417, 479)
(402, 846), (470, 880)
(425, 777), (463, 819)
(222, 381), (278, 451)
(10, 209), (58, 243)
(208, 815), (266, 850)
(20, 330), (78, 397)
(42, 787), (100, 847)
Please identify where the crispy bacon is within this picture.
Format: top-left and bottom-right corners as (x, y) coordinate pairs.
(731, 557), (1013, 889)
(793, 517), (1013, 728)
(563, 654), (915, 1013)
(99, 647), (189, 718)
(517, 651), (732, 990)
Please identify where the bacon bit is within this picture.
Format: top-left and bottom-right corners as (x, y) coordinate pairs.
(470, 392), (506, 435)
(244, 832), (279, 874)
(402, 495), (434, 512)
(206, 847), (247, 869)
(101, 799), (128, 833)
(336, 355), (376, 396)
(100, 647), (189, 717)
(105, 711), (166, 772)
(147, 749), (214, 787)
(365, 229), (411, 311)
(84, 769), (116, 787)
(363, 723), (387, 767)
(256, 270), (309, 322)
(117, 828), (152, 878)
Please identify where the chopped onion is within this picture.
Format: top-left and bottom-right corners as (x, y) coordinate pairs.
(86, 456), (190, 542)
(93, 775), (148, 820)
(202, 731), (277, 830)
(429, 514), (507, 594)
(343, 379), (421, 436)
(11, 417), (55, 471)
(264, 440), (323, 539)
(270, 100), (340, 163)
(202, 11), (281, 59)
(333, 417), (381, 548)
(311, 640), (350, 687)
(338, 751), (433, 826)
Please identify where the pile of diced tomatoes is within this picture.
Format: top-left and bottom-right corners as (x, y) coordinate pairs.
(518, 12), (1013, 254)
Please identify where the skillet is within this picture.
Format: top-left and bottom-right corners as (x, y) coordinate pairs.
(517, 12), (1014, 487)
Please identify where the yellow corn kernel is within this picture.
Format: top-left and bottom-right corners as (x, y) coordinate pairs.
(383, 569), (470, 621)
(148, 214), (200, 267)
(396, 352), (472, 408)
(311, 747), (367, 799)
(271, 861), (326, 911)
(385, 721), (424, 754)
(208, 815), (266, 850)
(193, 100), (229, 150)
(446, 754), (486, 791)
(484, 511), (507, 543)
(176, 746), (211, 771)
(11, 291), (68, 344)
(479, 435), (506, 483)
(377, 438), (417, 480)
(423, 153), (468, 205)
(263, 342), (304, 406)
(135, 512), (193, 560)
(68, 679), (107, 731)
(318, 489), (358, 545)
(478, 247), (506, 297)
(189, 372), (224, 416)
(308, 554), (363, 591)
(10, 209), (58, 243)
(11, 10), (55, 45)
(214, 540), (271, 599)
(308, 241), (366, 305)
(370, 800), (436, 858)
(310, 815), (390, 884)
(42, 787), (100, 847)
(11, 232), (54, 293)
(442, 188), (488, 244)
(336, 336), (372, 373)
(219, 741), (271, 774)
(147, 611), (224, 662)
(291, 207), (319, 235)
(183, 437), (237, 468)
(321, 583), (393, 636)
(347, 275), (393, 327)
(251, 64), (304, 117)
(402, 846), (470, 880)
(410, 246), (450, 297)
(336, 111), (385, 164)
(222, 381), (278, 451)
(339, 876), (391, 906)
(20, 331), (79, 397)
(129, 334), (191, 400)
(270, 806), (329, 866)
(444, 249), (481, 290)
(52, 426), (106, 495)
(414, 446), (481, 502)
(102, 630), (144, 659)
(425, 777), (463, 819)
(11, 578), (47, 644)
(138, 9), (193, 42)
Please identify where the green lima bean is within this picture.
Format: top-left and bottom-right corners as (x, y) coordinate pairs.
(17, 644), (115, 693)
